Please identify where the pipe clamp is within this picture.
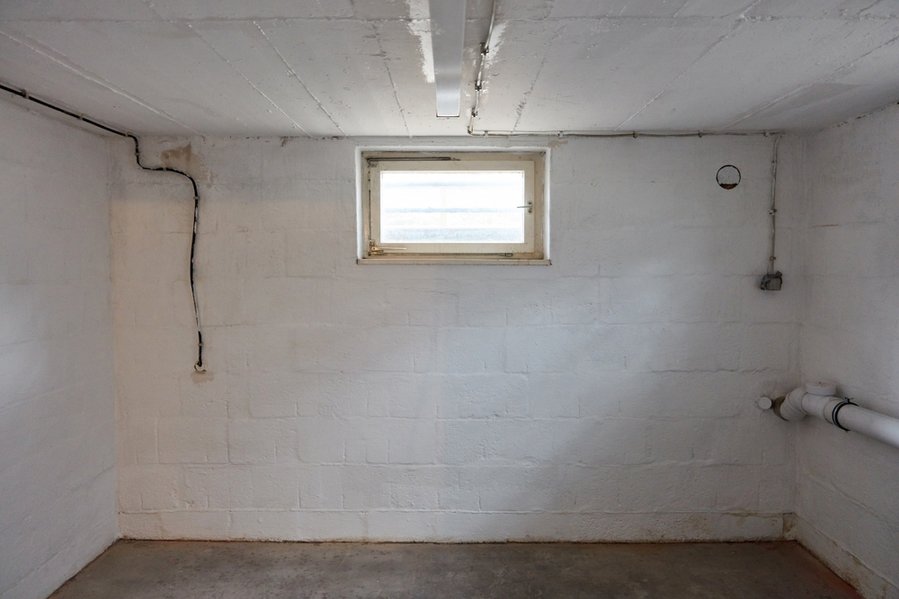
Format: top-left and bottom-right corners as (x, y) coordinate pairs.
(831, 398), (856, 432)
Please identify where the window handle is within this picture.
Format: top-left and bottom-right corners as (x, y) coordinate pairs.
(368, 240), (406, 255)
(516, 202), (533, 214)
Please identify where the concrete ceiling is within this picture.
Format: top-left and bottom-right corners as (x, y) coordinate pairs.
(1, 0), (898, 137)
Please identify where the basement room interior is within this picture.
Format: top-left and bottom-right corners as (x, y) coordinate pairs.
(1, 0), (898, 597)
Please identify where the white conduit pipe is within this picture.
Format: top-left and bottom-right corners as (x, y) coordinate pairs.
(773, 382), (899, 450)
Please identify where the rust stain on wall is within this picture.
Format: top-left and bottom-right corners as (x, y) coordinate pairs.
(160, 143), (212, 184)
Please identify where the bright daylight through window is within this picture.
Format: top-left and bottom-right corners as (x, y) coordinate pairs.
(360, 152), (547, 263)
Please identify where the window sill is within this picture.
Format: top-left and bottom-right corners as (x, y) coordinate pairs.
(356, 256), (551, 266)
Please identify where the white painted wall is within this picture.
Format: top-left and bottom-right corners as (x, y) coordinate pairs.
(795, 105), (899, 598)
(3, 86), (895, 595)
(0, 99), (117, 599)
(112, 134), (800, 542)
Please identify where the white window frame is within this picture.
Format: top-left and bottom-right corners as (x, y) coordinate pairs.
(359, 151), (548, 264)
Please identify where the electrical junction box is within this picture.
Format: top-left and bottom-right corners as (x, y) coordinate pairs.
(760, 271), (783, 291)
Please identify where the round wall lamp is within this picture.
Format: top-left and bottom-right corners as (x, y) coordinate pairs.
(716, 165), (741, 190)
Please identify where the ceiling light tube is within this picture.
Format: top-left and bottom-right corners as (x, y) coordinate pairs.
(428, 0), (467, 117)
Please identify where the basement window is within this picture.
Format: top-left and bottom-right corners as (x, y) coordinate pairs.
(359, 151), (548, 264)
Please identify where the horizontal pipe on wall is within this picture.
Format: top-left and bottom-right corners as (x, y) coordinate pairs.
(774, 382), (899, 450)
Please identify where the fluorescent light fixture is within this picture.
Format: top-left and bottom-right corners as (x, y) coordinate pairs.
(428, 0), (467, 117)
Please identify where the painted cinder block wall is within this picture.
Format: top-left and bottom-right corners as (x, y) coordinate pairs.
(794, 104), (899, 598)
(112, 134), (801, 542)
(4, 92), (895, 598)
(0, 100), (117, 599)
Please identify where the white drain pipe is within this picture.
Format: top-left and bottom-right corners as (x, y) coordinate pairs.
(772, 382), (899, 450)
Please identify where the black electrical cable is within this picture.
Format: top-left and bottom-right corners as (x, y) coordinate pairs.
(1, 81), (206, 372)
(128, 134), (205, 372)
(0, 81), (128, 136)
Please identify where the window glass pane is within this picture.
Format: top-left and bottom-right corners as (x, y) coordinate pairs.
(379, 170), (526, 244)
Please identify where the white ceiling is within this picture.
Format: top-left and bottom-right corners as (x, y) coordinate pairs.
(1, 0), (898, 136)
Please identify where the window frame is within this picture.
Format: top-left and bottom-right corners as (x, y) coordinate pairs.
(359, 150), (548, 264)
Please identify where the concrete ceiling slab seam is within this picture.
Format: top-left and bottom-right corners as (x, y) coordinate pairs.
(0, 26), (200, 134)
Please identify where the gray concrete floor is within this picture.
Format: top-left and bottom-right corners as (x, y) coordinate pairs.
(50, 540), (859, 599)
